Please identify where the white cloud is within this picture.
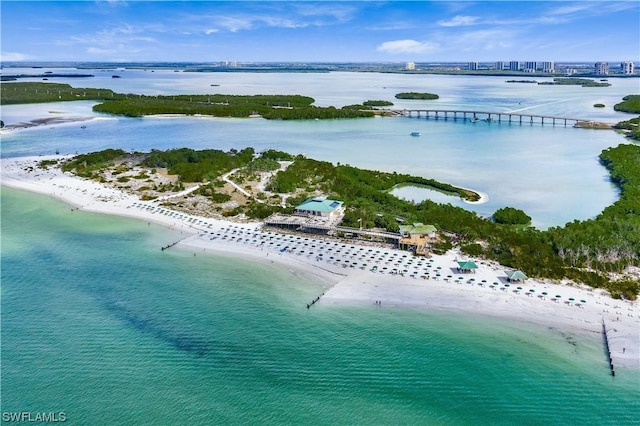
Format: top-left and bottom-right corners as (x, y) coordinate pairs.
(437, 15), (479, 27)
(0, 51), (29, 61)
(204, 29), (218, 35)
(377, 39), (440, 54)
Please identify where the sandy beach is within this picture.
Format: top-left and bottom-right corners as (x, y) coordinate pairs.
(2, 155), (638, 370)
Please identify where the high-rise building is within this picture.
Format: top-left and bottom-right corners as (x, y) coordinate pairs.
(542, 61), (555, 73)
(621, 61), (635, 75)
(405, 61), (415, 70)
(524, 61), (537, 72)
(594, 62), (609, 75)
(509, 61), (520, 71)
(468, 61), (478, 71)
(495, 61), (504, 71)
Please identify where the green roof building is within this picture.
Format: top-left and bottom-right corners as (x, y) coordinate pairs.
(295, 197), (344, 218)
(399, 223), (437, 237)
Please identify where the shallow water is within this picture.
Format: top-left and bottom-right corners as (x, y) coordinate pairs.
(2, 187), (638, 424)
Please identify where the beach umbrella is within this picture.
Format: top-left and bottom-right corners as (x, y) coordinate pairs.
(529, 289), (535, 293)
(569, 297), (575, 303)
(517, 286), (522, 291)
(580, 299), (586, 304)
(504, 283), (510, 287)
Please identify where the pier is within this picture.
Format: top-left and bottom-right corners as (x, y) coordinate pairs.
(602, 318), (615, 377)
(395, 109), (603, 127)
(161, 240), (181, 251)
(306, 292), (325, 309)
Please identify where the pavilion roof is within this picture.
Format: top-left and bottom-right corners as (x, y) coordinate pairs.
(457, 261), (478, 269)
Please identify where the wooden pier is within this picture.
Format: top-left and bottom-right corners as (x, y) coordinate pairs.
(306, 292), (325, 309)
(161, 240), (181, 251)
(395, 108), (600, 127)
(602, 318), (615, 377)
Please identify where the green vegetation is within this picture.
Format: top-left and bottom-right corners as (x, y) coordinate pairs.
(614, 95), (640, 113)
(61, 148), (127, 177)
(92, 94), (374, 119)
(0, 82), (374, 120)
(142, 147), (255, 182)
(395, 92), (439, 100)
(0, 82), (119, 104)
(260, 149), (294, 161)
(538, 78), (611, 87)
(267, 157), (479, 202)
(613, 96), (640, 141)
(363, 100), (394, 107)
(593, 103), (605, 108)
(492, 207), (532, 225)
(615, 117), (640, 141)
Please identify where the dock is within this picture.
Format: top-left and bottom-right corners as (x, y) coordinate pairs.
(602, 318), (615, 377)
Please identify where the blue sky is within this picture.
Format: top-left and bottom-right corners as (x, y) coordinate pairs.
(1, 1), (638, 63)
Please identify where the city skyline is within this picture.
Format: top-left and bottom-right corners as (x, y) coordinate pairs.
(1, 1), (639, 63)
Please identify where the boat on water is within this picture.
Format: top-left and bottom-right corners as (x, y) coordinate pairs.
(470, 117), (479, 123)
(410, 131), (421, 136)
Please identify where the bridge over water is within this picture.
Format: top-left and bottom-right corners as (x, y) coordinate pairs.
(394, 109), (599, 126)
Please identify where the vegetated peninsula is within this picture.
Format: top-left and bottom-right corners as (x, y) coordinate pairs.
(50, 144), (640, 299)
(0, 82), (375, 120)
(613, 95), (640, 141)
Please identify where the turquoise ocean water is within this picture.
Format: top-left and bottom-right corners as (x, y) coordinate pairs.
(2, 187), (639, 424)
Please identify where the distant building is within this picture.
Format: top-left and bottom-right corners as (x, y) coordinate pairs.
(524, 61), (537, 72)
(468, 61), (478, 71)
(541, 61), (555, 73)
(295, 197), (343, 219)
(621, 61), (635, 75)
(405, 61), (416, 70)
(509, 61), (520, 71)
(595, 62), (609, 75)
(495, 61), (504, 71)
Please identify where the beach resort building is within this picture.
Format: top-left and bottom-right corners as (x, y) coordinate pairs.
(541, 61), (555, 73)
(621, 61), (635, 75)
(595, 62), (609, 75)
(495, 61), (504, 71)
(468, 61), (478, 71)
(405, 61), (416, 71)
(509, 61), (521, 71)
(294, 197), (344, 219)
(399, 223), (438, 256)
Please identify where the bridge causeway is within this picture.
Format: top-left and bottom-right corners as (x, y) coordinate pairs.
(395, 109), (592, 126)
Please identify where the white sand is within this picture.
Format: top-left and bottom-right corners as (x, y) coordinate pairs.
(2, 155), (638, 370)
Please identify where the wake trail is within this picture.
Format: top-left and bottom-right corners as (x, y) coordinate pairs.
(505, 97), (580, 114)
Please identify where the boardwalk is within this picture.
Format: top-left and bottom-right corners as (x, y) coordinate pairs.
(395, 109), (602, 126)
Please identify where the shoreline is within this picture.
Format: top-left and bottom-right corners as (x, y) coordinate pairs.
(2, 155), (638, 370)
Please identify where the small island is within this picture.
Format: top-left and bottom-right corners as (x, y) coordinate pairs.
(538, 78), (611, 87)
(395, 92), (439, 100)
